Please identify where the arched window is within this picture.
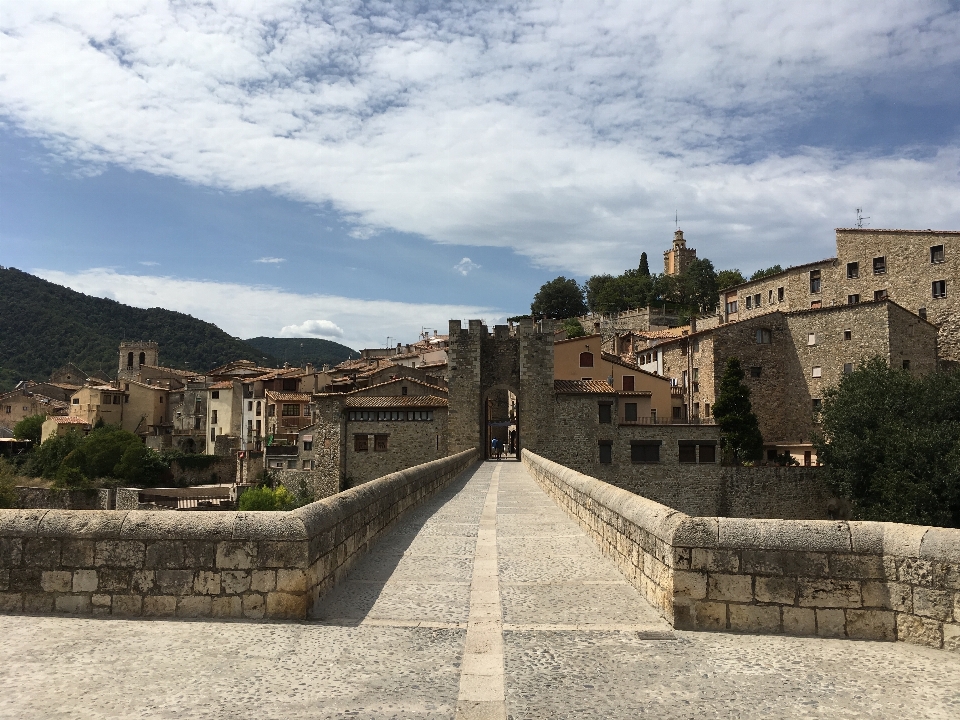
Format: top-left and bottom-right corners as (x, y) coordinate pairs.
(127, 352), (134, 368)
(579, 351), (594, 368)
(139, 352), (146, 366)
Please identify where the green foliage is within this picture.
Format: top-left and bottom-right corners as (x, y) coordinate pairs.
(750, 265), (784, 281)
(0, 459), (17, 509)
(0, 267), (283, 392)
(587, 258), (717, 316)
(815, 359), (960, 527)
(562, 318), (586, 339)
(678, 258), (719, 313)
(716, 269), (746, 291)
(243, 337), (357, 368)
(13, 414), (45, 444)
(531, 277), (588, 319)
(27, 430), (84, 479)
(638, 252), (650, 277)
(585, 271), (654, 313)
(713, 358), (764, 464)
(238, 478), (316, 511)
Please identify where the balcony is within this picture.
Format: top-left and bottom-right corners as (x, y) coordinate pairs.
(619, 416), (716, 426)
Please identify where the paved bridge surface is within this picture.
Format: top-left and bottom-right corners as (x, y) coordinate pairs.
(3, 461), (959, 719)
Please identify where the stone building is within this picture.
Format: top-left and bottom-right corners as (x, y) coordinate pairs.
(118, 341), (159, 382)
(664, 228), (697, 276)
(0, 384), (68, 431)
(68, 384), (126, 427)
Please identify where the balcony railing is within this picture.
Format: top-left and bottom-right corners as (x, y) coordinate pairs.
(619, 416), (716, 426)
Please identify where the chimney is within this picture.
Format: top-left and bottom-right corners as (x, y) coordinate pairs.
(396, 342), (402, 355)
(690, 317), (697, 334)
(305, 363), (314, 375)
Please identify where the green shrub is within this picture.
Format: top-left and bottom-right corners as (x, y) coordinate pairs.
(13, 414), (45, 445)
(238, 485), (293, 511)
(0, 459), (17, 508)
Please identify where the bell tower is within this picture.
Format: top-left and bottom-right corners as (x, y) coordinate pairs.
(663, 229), (698, 276)
(119, 341), (159, 380)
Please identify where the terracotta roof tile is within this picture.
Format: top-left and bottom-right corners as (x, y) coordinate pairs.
(50, 416), (91, 424)
(348, 377), (448, 396)
(265, 391), (311, 402)
(555, 380), (615, 394)
(345, 395), (448, 408)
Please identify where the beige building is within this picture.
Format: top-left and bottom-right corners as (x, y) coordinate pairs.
(0, 385), (69, 431)
(123, 380), (172, 438)
(69, 385), (126, 427)
(205, 380), (242, 454)
(40, 416), (92, 443)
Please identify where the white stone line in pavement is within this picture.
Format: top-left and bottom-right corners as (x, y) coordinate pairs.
(455, 464), (507, 720)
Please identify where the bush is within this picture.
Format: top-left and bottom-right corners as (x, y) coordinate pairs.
(0, 459), (17, 508)
(13, 414), (45, 445)
(238, 480), (315, 511)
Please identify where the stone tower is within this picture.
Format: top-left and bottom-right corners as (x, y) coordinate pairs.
(447, 318), (555, 456)
(119, 341), (159, 380)
(663, 229), (698, 276)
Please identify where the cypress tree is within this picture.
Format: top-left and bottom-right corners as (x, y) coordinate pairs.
(638, 252), (650, 277)
(713, 358), (764, 464)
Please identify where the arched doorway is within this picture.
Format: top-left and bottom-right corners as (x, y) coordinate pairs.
(483, 385), (519, 460)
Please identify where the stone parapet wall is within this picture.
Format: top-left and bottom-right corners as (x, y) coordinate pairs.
(273, 469), (339, 501)
(13, 488), (112, 511)
(0, 449), (477, 622)
(522, 450), (960, 652)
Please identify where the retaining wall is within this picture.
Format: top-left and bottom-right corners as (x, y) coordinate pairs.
(523, 450), (960, 652)
(14, 487), (112, 511)
(0, 449), (477, 621)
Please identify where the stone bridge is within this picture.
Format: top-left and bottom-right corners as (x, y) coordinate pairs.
(2, 456), (959, 718)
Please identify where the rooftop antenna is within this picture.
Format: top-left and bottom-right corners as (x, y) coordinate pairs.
(675, 210), (679, 230)
(856, 208), (870, 229)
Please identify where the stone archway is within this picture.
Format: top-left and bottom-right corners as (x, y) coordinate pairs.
(483, 384), (519, 459)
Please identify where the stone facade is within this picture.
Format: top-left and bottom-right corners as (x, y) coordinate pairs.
(524, 450), (960, 652)
(664, 229), (697, 276)
(0, 449), (477, 621)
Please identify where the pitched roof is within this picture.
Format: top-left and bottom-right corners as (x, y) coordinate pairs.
(555, 380), (615, 394)
(265, 391), (311, 403)
(48, 416), (91, 425)
(555, 333), (601, 345)
(140, 364), (197, 377)
(348, 377), (448, 396)
(208, 381), (234, 390)
(345, 395), (448, 408)
(598, 352), (670, 381)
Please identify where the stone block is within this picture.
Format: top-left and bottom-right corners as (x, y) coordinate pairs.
(729, 604), (780, 633)
(829, 554), (886, 579)
(23, 593), (54, 613)
(144, 541), (185, 569)
(265, 591), (307, 620)
(897, 613), (942, 648)
(194, 571), (221, 596)
(741, 550), (828, 578)
(250, 570), (276, 593)
(143, 596), (177, 617)
(156, 570), (194, 595)
(60, 539), (95, 568)
(95, 540), (145, 568)
(97, 568), (131, 592)
(212, 596), (243, 618)
(693, 601), (727, 630)
(0, 569), (7, 592)
(816, 608), (846, 637)
(71, 569), (98, 593)
(943, 623), (960, 652)
(691, 549), (739, 573)
(258, 541), (308, 568)
(0, 593), (23, 612)
(755, 577), (797, 605)
(91, 594), (111, 607)
(23, 538), (60, 567)
(898, 558), (935, 586)
(183, 541), (217, 569)
(782, 607), (816, 635)
(708, 574), (752, 603)
(216, 541), (257, 570)
(799, 579), (861, 608)
(861, 581), (912, 612)
(112, 595), (143, 616)
(221, 571), (252, 595)
(0, 538), (23, 566)
(846, 609), (895, 641)
(243, 593), (265, 619)
(40, 571), (73, 593)
(276, 569), (307, 593)
(131, 570), (155, 593)
(913, 588), (953, 621)
(55, 595), (91, 614)
(673, 570), (707, 600)
(9, 568), (41, 592)
(177, 596), (212, 618)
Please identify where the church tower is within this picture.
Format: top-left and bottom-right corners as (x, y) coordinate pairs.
(663, 229), (697, 276)
(119, 341), (159, 380)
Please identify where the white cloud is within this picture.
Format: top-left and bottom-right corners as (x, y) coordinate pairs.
(138, 261), (159, 266)
(255, 257), (285, 264)
(2, 2), (959, 276)
(454, 257), (480, 276)
(33, 267), (497, 349)
(279, 319), (344, 339)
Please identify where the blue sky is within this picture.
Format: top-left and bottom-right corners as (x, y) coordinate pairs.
(2, 1), (959, 350)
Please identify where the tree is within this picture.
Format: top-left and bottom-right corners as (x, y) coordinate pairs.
(0, 459), (17, 509)
(716, 269), (746, 291)
(531, 277), (587, 319)
(815, 358), (960, 527)
(638, 252), (650, 277)
(562, 318), (586, 339)
(750, 265), (784, 281)
(679, 258), (719, 313)
(13, 414), (45, 445)
(713, 358), (764, 464)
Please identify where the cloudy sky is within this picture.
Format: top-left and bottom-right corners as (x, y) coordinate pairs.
(2, 1), (959, 349)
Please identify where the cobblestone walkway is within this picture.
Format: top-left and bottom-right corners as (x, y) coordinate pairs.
(2, 461), (959, 719)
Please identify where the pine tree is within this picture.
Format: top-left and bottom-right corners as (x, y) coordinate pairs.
(713, 358), (764, 464)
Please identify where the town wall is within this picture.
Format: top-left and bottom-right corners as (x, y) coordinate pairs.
(523, 450), (960, 653)
(13, 488), (112, 511)
(273, 470), (339, 502)
(0, 449), (477, 621)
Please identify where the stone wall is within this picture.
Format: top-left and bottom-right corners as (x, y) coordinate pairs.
(168, 456), (237, 487)
(523, 450), (960, 652)
(344, 411), (448, 489)
(14, 488), (112, 511)
(0, 449), (477, 621)
(273, 470), (339, 502)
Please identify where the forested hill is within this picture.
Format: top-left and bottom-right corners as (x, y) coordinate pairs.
(244, 337), (358, 368)
(0, 267), (282, 391)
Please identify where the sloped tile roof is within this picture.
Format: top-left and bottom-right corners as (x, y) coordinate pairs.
(345, 395), (448, 408)
(50, 416), (91, 424)
(265, 391), (311, 402)
(348, 377), (448, 396)
(555, 380), (615, 394)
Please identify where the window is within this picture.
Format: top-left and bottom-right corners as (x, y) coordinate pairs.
(810, 300), (822, 309)
(211, 391), (219, 399)
(754, 293), (761, 307)
(777, 287), (784, 302)
(248, 401), (253, 411)
(374, 435), (389, 451)
(624, 402), (638, 422)
(933, 280), (946, 298)
(622, 375), (635, 391)
(354, 435), (369, 452)
(693, 402), (700, 417)
(679, 442), (697, 463)
(843, 330), (852, 341)
(725, 294), (738, 314)
(768, 289), (773, 304)
(631, 441), (660, 463)
(848, 294), (860, 305)
(598, 441), (612, 464)
(873, 256), (886, 274)
(159, 396), (163, 404)
(124, 395), (129, 404)
(73, 398), (79, 405)
(809, 269), (821, 293)
(211, 427), (216, 443)
(745, 296), (753, 310)
(194, 417), (201, 430)
(211, 410), (218, 424)
(672, 406), (683, 420)
(247, 420), (253, 432)
(256, 420), (261, 433)
(256, 401), (261, 416)
(755, 328), (772, 344)
(282, 404), (301, 416)
(401, 386), (408, 396)
(812, 366), (822, 378)
(139, 352), (146, 366)
(3, 406), (9, 413)
(650, 408), (657, 420)
(127, 352), (134, 368)
(919, 308), (927, 320)
(598, 403), (612, 424)
(804, 451), (812, 467)
(843, 363), (853, 374)
(847, 262), (859, 279)
(704, 403), (710, 418)
(902, 360), (911, 371)
(931, 245), (945, 263)
(303, 440), (313, 452)
(282, 379), (297, 391)
(812, 398), (822, 413)
(680, 441), (717, 463)
(874, 289), (888, 301)
(807, 333), (816, 346)
(699, 444), (716, 463)
(579, 351), (594, 368)
(750, 366), (761, 378)
(693, 340), (699, 354)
